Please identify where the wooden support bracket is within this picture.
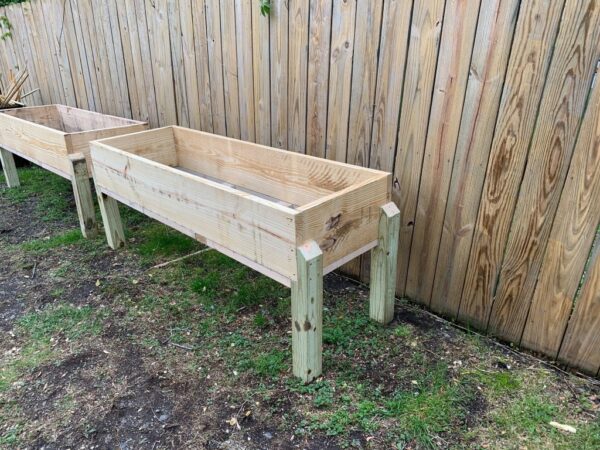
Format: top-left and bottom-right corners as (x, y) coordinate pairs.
(0, 147), (20, 188)
(69, 154), (97, 238)
(369, 202), (401, 324)
(291, 240), (323, 383)
(96, 188), (126, 249)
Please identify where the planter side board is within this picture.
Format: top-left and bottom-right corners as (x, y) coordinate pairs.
(91, 142), (299, 283)
(0, 111), (70, 178)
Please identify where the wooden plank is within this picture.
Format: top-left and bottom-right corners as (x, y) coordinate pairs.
(291, 240), (323, 383)
(296, 174), (390, 271)
(96, 189), (126, 249)
(368, 0), (412, 172)
(105, 0), (132, 117)
(67, 0), (97, 110)
(251, 1), (271, 145)
(191, 0), (214, 132)
(115, 0), (142, 120)
(234, 0), (255, 141)
(488, 0), (600, 342)
(0, 147), (20, 188)
(305, 0), (332, 158)
(69, 153), (97, 238)
(522, 64), (600, 355)
(325, 0), (356, 162)
(406, 0), (481, 304)
(558, 240), (600, 374)
(370, 202), (401, 324)
(340, 0), (383, 279)
(392, 0), (444, 295)
(168, 0), (190, 127)
(145, 0), (177, 126)
(20, 1), (52, 103)
(205, 0), (227, 135)
(458, 0), (566, 328)
(179, 0), (203, 131)
(430, 0), (520, 317)
(287, 0), (309, 153)
(71, 0), (105, 112)
(220, 0), (241, 138)
(270, 0), (288, 149)
(171, 126), (382, 206)
(132, 0), (160, 127)
(91, 140), (298, 280)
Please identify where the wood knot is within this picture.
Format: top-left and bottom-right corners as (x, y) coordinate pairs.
(303, 320), (311, 331)
(326, 213), (342, 230)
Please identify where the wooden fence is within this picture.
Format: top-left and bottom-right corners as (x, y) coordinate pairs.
(0, 0), (599, 375)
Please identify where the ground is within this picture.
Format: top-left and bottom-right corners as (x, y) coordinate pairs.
(0, 166), (599, 450)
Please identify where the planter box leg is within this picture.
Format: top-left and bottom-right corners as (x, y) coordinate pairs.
(291, 241), (323, 383)
(69, 154), (97, 238)
(0, 147), (20, 188)
(369, 202), (401, 324)
(96, 188), (126, 249)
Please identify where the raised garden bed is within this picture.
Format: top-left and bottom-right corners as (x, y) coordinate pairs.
(0, 104), (147, 237)
(90, 126), (400, 382)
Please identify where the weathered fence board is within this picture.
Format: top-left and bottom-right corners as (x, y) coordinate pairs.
(1, 0), (599, 375)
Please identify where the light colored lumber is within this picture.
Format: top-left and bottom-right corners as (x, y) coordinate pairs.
(205, 0), (227, 135)
(220, 0), (241, 138)
(431, 0), (520, 317)
(69, 153), (97, 238)
(0, 147), (20, 188)
(291, 240), (323, 383)
(521, 63), (600, 355)
(391, 0), (444, 295)
(178, 0), (203, 131)
(558, 244), (600, 374)
(287, 0), (309, 153)
(234, 0), (255, 141)
(305, 0), (332, 158)
(191, 0), (213, 132)
(487, 0), (600, 342)
(96, 186), (126, 249)
(325, 0), (356, 162)
(370, 203), (401, 324)
(167, 0), (190, 127)
(251, 0), (271, 145)
(269, 0), (288, 149)
(458, 0), (566, 329)
(368, 0), (411, 172)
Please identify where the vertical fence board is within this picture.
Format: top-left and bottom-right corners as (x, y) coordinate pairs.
(191, 0), (213, 132)
(458, 0), (565, 329)
(430, 0), (520, 317)
(558, 242), (600, 374)
(324, 0), (356, 162)
(287, 0), (309, 153)
(522, 64), (600, 356)
(306, 0), (332, 158)
(251, 2), (270, 144)
(270, 0), (288, 149)
(488, 0), (600, 342)
(19, 1), (47, 104)
(168, 0), (190, 127)
(405, 0), (481, 303)
(392, 0), (445, 295)
(235, 0), (255, 141)
(220, 0), (241, 138)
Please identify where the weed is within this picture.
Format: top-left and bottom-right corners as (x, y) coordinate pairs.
(18, 303), (104, 341)
(20, 229), (83, 252)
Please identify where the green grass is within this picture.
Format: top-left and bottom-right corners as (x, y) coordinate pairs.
(0, 167), (73, 222)
(20, 229), (83, 252)
(134, 223), (201, 264)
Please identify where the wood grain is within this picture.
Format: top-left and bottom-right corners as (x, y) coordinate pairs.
(270, 0), (288, 149)
(430, 0), (520, 317)
(392, 0), (444, 296)
(252, 2), (271, 145)
(220, 0), (241, 138)
(488, 0), (600, 342)
(288, 0), (309, 153)
(458, 0), (565, 328)
(235, 0), (255, 141)
(522, 63), (600, 355)
(191, 0), (214, 132)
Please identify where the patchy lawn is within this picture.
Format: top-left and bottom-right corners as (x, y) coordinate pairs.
(1, 166), (599, 449)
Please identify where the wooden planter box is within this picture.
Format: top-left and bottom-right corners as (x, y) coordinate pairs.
(0, 105), (147, 237)
(91, 126), (400, 382)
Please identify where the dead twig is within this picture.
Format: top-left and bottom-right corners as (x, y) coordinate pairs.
(146, 248), (212, 271)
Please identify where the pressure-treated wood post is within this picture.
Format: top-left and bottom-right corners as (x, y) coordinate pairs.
(291, 240), (323, 383)
(69, 154), (97, 238)
(0, 147), (20, 188)
(96, 187), (126, 249)
(369, 202), (401, 324)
